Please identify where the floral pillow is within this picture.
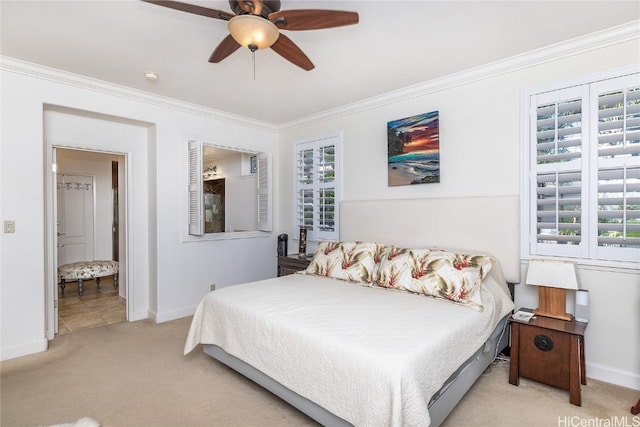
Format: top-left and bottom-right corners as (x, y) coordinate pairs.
(375, 247), (494, 311)
(304, 241), (387, 285)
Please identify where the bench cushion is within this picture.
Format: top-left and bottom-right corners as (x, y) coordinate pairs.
(58, 260), (119, 281)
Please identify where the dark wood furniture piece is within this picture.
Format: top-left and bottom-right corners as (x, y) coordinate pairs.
(509, 309), (587, 406)
(277, 254), (311, 276)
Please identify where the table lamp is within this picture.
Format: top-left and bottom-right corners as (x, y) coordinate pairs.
(526, 259), (579, 321)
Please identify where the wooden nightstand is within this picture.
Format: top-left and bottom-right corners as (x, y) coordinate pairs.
(277, 254), (312, 276)
(509, 309), (587, 406)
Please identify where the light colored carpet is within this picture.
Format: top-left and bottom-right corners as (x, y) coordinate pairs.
(443, 358), (638, 427)
(1, 317), (637, 427)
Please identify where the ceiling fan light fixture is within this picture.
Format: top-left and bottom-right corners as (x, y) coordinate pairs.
(228, 15), (279, 51)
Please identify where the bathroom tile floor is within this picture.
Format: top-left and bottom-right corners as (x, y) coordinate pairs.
(58, 276), (126, 335)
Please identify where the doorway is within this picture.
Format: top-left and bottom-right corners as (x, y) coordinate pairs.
(55, 149), (127, 335)
(204, 178), (225, 233)
(44, 105), (152, 340)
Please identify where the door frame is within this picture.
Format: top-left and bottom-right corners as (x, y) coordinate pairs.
(44, 145), (130, 339)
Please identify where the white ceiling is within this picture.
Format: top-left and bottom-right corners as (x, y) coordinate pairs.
(1, 1), (638, 125)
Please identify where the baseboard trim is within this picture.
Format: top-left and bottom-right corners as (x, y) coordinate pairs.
(587, 362), (640, 391)
(150, 305), (197, 324)
(1, 338), (48, 361)
(129, 309), (150, 322)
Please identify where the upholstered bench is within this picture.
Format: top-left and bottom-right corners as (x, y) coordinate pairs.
(58, 260), (119, 296)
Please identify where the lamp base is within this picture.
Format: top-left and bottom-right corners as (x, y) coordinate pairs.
(535, 286), (574, 322)
(533, 308), (574, 322)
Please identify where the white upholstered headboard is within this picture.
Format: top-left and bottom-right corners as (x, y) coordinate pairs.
(340, 196), (521, 284)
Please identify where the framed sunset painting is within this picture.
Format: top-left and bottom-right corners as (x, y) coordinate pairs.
(387, 111), (440, 186)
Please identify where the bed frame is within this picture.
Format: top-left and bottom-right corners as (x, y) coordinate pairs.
(204, 196), (520, 426)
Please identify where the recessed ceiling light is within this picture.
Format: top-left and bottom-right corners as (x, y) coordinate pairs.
(144, 72), (158, 81)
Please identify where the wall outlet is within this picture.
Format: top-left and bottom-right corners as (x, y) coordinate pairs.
(4, 220), (15, 233)
(210, 284), (216, 292)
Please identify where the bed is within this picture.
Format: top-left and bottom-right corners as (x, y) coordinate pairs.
(184, 196), (520, 426)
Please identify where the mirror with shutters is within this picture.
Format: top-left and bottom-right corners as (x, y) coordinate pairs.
(188, 141), (272, 236)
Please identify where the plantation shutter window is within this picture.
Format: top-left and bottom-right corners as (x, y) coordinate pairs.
(593, 76), (640, 260)
(317, 145), (336, 233)
(535, 96), (583, 164)
(295, 133), (342, 242)
(531, 87), (586, 258)
(596, 167), (640, 248)
(525, 70), (640, 263)
(535, 171), (582, 246)
(297, 147), (315, 233)
(188, 140), (204, 236)
(256, 152), (272, 232)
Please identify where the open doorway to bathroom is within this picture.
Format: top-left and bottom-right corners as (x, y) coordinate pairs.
(55, 148), (126, 334)
(44, 105), (151, 341)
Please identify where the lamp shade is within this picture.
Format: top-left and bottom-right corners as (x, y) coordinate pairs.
(228, 15), (279, 51)
(526, 259), (579, 290)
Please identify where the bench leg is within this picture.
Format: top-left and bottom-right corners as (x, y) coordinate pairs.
(60, 279), (66, 295)
(96, 276), (100, 290)
(78, 278), (84, 297)
(114, 273), (119, 289)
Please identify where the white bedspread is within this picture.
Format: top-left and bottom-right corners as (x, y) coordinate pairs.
(185, 269), (514, 426)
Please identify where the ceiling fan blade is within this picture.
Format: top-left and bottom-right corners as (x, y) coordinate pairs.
(142, 0), (235, 21)
(270, 34), (314, 71)
(209, 35), (241, 63)
(269, 9), (359, 31)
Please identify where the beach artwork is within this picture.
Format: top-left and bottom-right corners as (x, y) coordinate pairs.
(387, 111), (440, 186)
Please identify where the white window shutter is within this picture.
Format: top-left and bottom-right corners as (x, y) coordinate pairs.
(316, 143), (338, 240)
(591, 74), (640, 262)
(188, 140), (203, 236)
(529, 87), (586, 259)
(294, 133), (341, 242)
(295, 144), (315, 235)
(256, 152), (272, 232)
(525, 70), (640, 263)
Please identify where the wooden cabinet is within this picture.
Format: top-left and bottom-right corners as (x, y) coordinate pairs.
(277, 255), (311, 276)
(509, 309), (587, 406)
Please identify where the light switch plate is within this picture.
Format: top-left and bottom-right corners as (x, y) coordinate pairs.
(4, 220), (15, 233)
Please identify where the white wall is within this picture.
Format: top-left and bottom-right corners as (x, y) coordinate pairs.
(0, 59), (279, 360)
(277, 34), (640, 389)
(228, 173), (258, 232)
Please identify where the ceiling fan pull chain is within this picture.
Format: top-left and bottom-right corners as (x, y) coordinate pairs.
(252, 50), (256, 80)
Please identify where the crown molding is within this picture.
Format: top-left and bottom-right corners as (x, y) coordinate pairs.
(279, 20), (640, 132)
(0, 56), (278, 133)
(1, 20), (638, 133)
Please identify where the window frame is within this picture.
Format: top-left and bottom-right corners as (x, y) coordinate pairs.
(293, 131), (343, 243)
(520, 65), (640, 269)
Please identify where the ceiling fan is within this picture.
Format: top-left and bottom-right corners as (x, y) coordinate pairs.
(143, 1), (359, 71)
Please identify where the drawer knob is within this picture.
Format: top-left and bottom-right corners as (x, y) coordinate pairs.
(534, 334), (554, 352)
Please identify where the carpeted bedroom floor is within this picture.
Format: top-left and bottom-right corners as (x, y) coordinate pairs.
(1, 317), (637, 427)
